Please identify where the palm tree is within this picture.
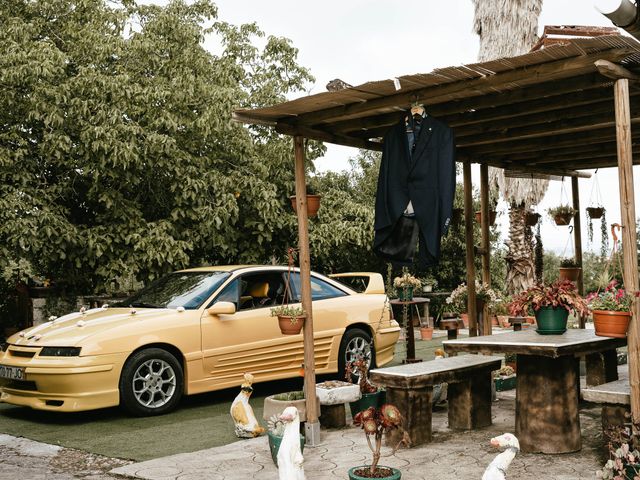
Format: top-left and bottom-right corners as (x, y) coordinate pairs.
(472, 0), (548, 295)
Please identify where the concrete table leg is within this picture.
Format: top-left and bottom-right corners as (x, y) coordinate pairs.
(586, 349), (619, 386)
(516, 354), (581, 453)
(384, 386), (432, 447)
(448, 370), (493, 430)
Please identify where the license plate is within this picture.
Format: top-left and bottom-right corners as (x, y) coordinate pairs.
(0, 365), (25, 380)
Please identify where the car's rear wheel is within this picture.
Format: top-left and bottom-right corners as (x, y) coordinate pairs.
(338, 328), (375, 383)
(119, 348), (183, 416)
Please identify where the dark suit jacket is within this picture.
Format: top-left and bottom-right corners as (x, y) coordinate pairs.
(373, 114), (456, 266)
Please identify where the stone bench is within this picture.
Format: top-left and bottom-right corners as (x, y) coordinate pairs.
(582, 378), (630, 434)
(370, 355), (502, 447)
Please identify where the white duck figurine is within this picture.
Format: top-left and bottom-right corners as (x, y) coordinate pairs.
(276, 406), (305, 480)
(482, 433), (520, 480)
(230, 373), (265, 438)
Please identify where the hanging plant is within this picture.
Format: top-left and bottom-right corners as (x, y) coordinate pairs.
(601, 210), (609, 258)
(547, 205), (575, 226)
(272, 248), (305, 335)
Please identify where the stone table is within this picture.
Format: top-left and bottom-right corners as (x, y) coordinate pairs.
(443, 329), (625, 454)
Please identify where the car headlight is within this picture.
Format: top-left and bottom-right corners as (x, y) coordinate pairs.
(39, 347), (82, 357)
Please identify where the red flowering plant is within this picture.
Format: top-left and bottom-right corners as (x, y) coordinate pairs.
(352, 404), (411, 478)
(587, 280), (636, 312)
(509, 279), (590, 317)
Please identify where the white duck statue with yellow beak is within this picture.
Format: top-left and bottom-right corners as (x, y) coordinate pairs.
(482, 433), (520, 480)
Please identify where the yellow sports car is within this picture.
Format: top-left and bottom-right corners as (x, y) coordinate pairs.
(0, 266), (399, 416)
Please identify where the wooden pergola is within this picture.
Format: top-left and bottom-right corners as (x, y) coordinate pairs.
(233, 35), (640, 445)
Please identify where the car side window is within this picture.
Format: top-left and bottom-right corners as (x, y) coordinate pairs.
(288, 273), (347, 301)
(212, 279), (239, 309)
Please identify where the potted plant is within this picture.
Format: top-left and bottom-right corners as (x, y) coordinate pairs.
(474, 210), (497, 226)
(586, 206), (605, 219)
(348, 404), (410, 480)
(270, 305), (306, 335)
(346, 356), (385, 417)
(289, 184), (322, 218)
(491, 296), (511, 328)
(547, 205), (575, 226)
(446, 281), (501, 327)
(598, 420), (640, 479)
(263, 390), (321, 424)
(509, 280), (589, 335)
(266, 412), (305, 466)
(493, 365), (516, 391)
(504, 352), (517, 372)
(587, 280), (635, 338)
(421, 275), (437, 293)
(393, 268), (421, 301)
(559, 257), (581, 282)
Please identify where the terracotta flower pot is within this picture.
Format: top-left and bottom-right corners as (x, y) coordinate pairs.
(490, 315), (499, 326)
(277, 315), (305, 335)
(498, 315), (510, 328)
(553, 213), (573, 226)
(474, 210), (497, 226)
(559, 267), (581, 282)
(460, 313), (469, 327)
(289, 194), (321, 217)
(419, 326), (434, 340)
(593, 310), (631, 338)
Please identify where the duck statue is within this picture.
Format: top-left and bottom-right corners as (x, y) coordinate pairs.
(230, 373), (265, 438)
(276, 406), (306, 480)
(482, 433), (520, 480)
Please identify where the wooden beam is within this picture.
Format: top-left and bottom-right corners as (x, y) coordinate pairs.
(463, 162), (478, 337)
(293, 136), (320, 445)
(480, 163), (492, 336)
(571, 177), (585, 297)
(290, 51), (631, 125)
(276, 123), (383, 151)
(596, 59), (640, 81)
(613, 79), (640, 423)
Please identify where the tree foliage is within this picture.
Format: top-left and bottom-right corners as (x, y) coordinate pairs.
(0, 0), (319, 293)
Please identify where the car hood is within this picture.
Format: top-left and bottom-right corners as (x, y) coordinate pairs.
(8, 307), (178, 347)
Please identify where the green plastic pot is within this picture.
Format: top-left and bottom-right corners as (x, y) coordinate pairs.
(494, 375), (517, 391)
(348, 465), (401, 480)
(267, 430), (305, 466)
(349, 390), (385, 417)
(535, 306), (569, 335)
(397, 286), (413, 301)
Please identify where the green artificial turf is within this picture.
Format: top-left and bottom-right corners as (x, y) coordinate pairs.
(0, 335), (454, 461)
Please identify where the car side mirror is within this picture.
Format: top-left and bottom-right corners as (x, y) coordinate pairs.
(207, 301), (236, 316)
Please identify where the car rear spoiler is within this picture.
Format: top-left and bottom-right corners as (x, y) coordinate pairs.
(329, 272), (386, 295)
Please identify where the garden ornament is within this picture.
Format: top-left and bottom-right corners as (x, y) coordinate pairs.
(482, 433), (520, 480)
(230, 373), (265, 438)
(276, 406), (305, 480)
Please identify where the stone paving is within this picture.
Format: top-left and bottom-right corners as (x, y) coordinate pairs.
(110, 390), (605, 480)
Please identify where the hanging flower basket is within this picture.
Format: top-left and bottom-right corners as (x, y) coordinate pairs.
(586, 207), (605, 219)
(276, 313), (305, 335)
(289, 194), (322, 217)
(474, 210), (497, 226)
(559, 267), (581, 282)
(548, 205), (575, 226)
(525, 212), (541, 226)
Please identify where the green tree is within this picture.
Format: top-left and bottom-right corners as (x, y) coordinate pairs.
(0, 0), (317, 294)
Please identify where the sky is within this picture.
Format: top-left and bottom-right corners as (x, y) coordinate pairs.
(209, 0), (640, 255)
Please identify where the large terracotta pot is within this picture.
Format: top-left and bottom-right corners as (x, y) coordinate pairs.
(593, 310), (631, 338)
(289, 194), (321, 217)
(554, 213), (573, 226)
(559, 267), (581, 282)
(460, 313), (469, 328)
(277, 314), (305, 335)
(419, 326), (434, 340)
(535, 306), (569, 335)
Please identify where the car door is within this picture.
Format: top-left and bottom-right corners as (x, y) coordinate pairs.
(200, 271), (306, 387)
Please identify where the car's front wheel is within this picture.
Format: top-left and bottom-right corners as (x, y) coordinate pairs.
(338, 328), (375, 383)
(119, 348), (184, 416)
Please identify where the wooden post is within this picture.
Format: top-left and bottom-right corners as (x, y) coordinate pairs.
(463, 162), (478, 337)
(480, 163), (492, 335)
(571, 176), (584, 297)
(614, 79), (640, 423)
(293, 136), (320, 445)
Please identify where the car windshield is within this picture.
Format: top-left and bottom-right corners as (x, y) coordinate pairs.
(117, 271), (231, 310)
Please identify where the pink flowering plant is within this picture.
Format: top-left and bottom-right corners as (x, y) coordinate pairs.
(587, 281), (635, 312)
(509, 279), (589, 317)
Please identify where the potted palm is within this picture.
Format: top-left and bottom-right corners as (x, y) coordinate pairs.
(547, 205), (575, 226)
(587, 280), (634, 338)
(559, 257), (581, 282)
(509, 280), (589, 335)
(270, 305), (305, 335)
(348, 404), (410, 480)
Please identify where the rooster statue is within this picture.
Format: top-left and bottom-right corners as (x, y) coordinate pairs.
(482, 433), (520, 480)
(230, 373), (265, 438)
(276, 406), (306, 480)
